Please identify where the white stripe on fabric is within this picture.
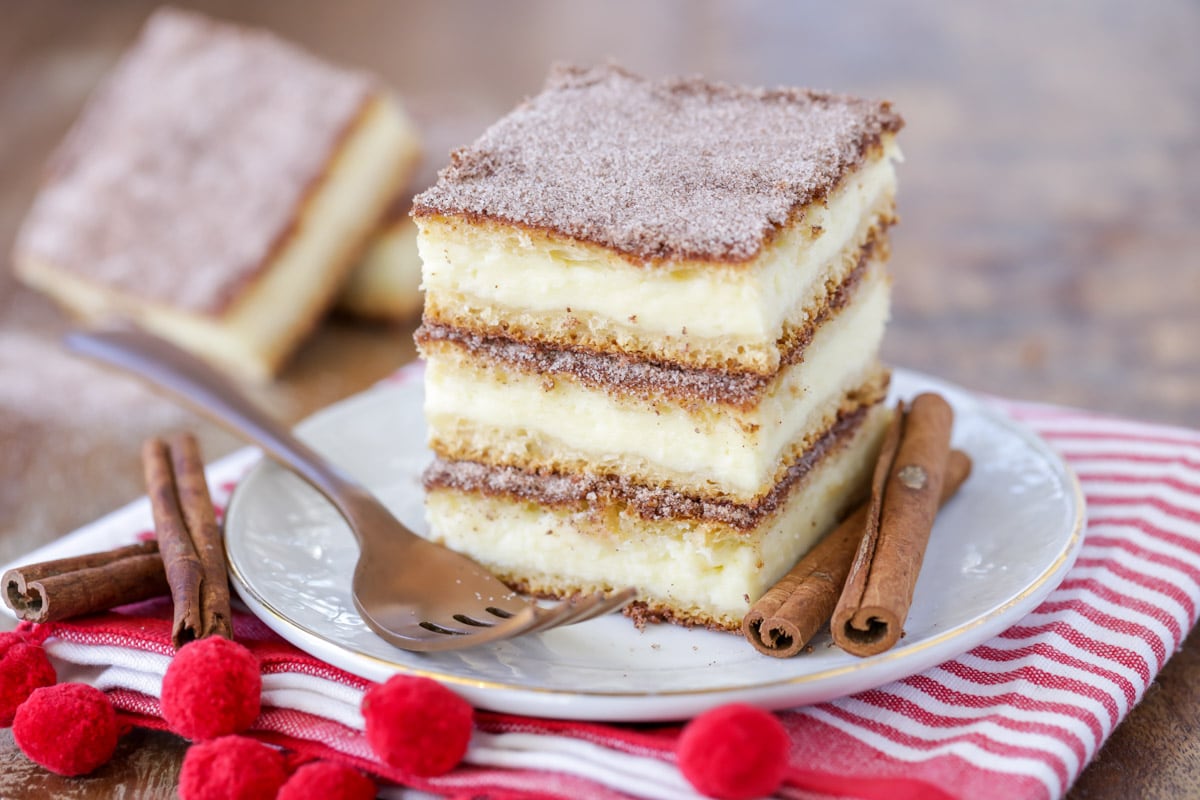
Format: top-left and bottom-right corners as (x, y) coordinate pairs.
(262, 672), (366, 715)
(833, 694), (1082, 779)
(924, 664), (1113, 745)
(883, 678), (1102, 760)
(468, 732), (702, 800)
(1084, 504), (1200, 539)
(1082, 545), (1200, 610)
(1047, 585), (1183, 655)
(1080, 480), (1200, 513)
(1039, 437), (1200, 461)
(802, 705), (1060, 800)
(261, 688), (365, 731)
(1066, 564), (1192, 633)
(1025, 417), (1200, 443)
(1006, 607), (1159, 682)
(45, 641), (172, 681)
(1088, 520), (1200, 571)
(964, 639), (1141, 719)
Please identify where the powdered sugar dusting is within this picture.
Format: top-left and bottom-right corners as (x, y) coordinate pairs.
(14, 7), (375, 314)
(413, 64), (902, 263)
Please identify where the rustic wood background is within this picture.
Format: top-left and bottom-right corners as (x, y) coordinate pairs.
(0, 1), (1197, 797)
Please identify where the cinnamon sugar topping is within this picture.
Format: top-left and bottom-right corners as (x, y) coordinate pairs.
(14, 8), (376, 314)
(413, 63), (902, 263)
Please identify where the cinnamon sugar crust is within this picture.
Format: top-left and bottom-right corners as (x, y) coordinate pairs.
(13, 7), (378, 316)
(413, 63), (902, 264)
(423, 402), (874, 531)
(416, 233), (882, 410)
(623, 601), (735, 632)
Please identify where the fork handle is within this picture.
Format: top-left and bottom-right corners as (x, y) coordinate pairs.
(66, 327), (366, 532)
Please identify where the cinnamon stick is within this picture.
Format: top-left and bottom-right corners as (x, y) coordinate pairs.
(143, 434), (232, 648)
(831, 393), (955, 656)
(742, 449), (971, 657)
(3, 541), (169, 623)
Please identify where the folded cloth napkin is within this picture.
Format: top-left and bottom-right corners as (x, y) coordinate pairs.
(5, 377), (1199, 800)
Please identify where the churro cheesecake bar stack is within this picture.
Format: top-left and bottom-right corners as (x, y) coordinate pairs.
(413, 64), (903, 630)
(13, 8), (421, 380)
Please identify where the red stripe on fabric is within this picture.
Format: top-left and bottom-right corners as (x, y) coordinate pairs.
(938, 659), (1123, 728)
(258, 656), (373, 690)
(1085, 494), (1200, 524)
(993, 623), (1152, 705)
(1088, 516), (1200, 558)
(855, 688), (1089, 769)
(108, 688), (164, 719)
(783, 714), (1052, 800)
(1056, 577), (1184, 645)
(902, 672), (1104, 746)
(1072, 557), (1197, 622)
(1031, 600), (1165, 670)
(968, 642), (1136, 715)
(783, 766), (958, 800)
(1058, 451), (1200, 472)
(1076, 472), (1200, 497)
(1083, 535), (1200, 585)
(998, 619), (1151, 686)
(49, 626), (174, 656)
(817, 703), (1069, 794)
(1041, 429), (1200, 449)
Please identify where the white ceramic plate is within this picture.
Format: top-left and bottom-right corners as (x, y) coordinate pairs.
(225, 368), (1084, 722)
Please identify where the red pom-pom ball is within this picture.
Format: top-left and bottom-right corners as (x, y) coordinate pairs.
(162, 636), (261, 740)
(277, 761), (376, 800)
(362, 675), (472, 776)
(677, 703), (790, 800)
(178, 735), (287, 800)
(0, 631), (56, 727)
(12, 683), (118, 776)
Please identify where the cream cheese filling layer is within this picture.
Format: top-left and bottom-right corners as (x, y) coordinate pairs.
(425, 266), (890, 499)
(417, 139), (898, 373)
(17, 96), (419, 381)
(425, 402), (889, 630)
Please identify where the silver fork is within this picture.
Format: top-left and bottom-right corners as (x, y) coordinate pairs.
(66, 328), (636, 652)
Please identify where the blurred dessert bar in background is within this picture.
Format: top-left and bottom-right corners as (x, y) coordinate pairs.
(335, 192), (425, 321)
(415, 64), (903, 630)
(12, 7), (421, 380)
(336, 104), (492, 322)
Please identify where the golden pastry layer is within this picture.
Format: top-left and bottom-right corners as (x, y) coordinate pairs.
(419, 259), (890, 502)
(424, 401), (891, 630)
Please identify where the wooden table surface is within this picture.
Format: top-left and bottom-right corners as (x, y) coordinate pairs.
(1, 1), (1197, 797)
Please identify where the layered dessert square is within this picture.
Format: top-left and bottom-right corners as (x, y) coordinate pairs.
(13, 8), (420, 380)
(414, 64), (903, 630)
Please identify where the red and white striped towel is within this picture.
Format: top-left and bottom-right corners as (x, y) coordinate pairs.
(7, 392), (1200, 800)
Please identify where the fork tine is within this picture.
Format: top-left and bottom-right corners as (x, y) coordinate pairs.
(559, 587), (638, 626)
(521, 603), (587, 636)
(419, 616), (497, 635)
(523, 588), (637, 635)
(375, 606), (543, 651)
(360, 589), (639, 652)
